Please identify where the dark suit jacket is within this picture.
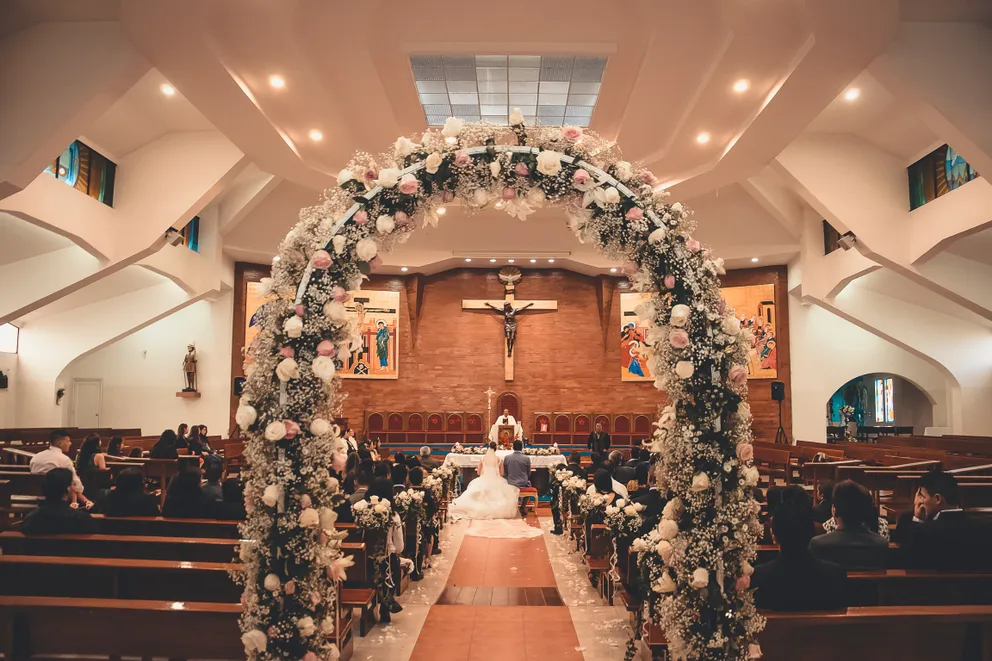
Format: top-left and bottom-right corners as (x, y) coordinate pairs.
(897, 510), (992, 570)
(588, 431), (610, 453)
(21, 502), (97, 535)
(614, 465), (636, 486)
(751, 553), (847, 611)
(632, 488), (664, 523)
(808, 528), (888, 571)
(149, 442), (179, 459)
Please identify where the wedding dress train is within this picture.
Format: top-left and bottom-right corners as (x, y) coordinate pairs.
(449, 449), (520, 520)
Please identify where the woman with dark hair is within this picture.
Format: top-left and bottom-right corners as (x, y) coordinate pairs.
(210, 478), (247, 520)
(342, 452), (360, 494)
(76, 434), (107, 473)
(592, 469), (620, 502)
(107, 436), (124, 458)
(102, 467), (160, 517)
(186, 426), (204, 454)
(162, 467), (208, 518)
(150, 429), (180, 459)
(176, 423), (190, 449)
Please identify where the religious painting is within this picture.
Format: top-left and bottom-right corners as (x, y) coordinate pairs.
(243, 281), (275, 367)
(722, 284), (777, 379)
(619, 292), (653, 382)
(341, 290), (399, 379)
(908, 143), (980, 210)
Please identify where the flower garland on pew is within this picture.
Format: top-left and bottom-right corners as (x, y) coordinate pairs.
(392, 489), (426, 565)
(352, 496), (398, 613)
(238, 111), (763, 661)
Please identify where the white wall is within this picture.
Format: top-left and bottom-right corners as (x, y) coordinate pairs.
(58, 293), (234, 436)
(789, 295), (951, 442)
(0, 353), (16, 428)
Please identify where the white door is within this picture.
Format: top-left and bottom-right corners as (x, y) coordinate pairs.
(72, 379), (103, 428)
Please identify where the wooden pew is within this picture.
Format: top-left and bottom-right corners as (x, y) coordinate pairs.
(753, 445), (792, 485)
(0, 531), (239, 563)
(90, 514), (241, 538)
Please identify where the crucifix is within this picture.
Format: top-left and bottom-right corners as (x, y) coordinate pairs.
(462, 267), (558, 381)
(484, 386), (496, 436)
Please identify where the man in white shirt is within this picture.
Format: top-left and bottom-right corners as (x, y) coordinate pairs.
(488, 408), (522, 443)
(29, 429), (90, 506)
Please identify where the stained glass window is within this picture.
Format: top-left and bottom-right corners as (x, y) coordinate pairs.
(874, 378), (895, 423)
(44, 140), (116, 207)
(885, 378), (895, 423)
(874, 379), (885, 423)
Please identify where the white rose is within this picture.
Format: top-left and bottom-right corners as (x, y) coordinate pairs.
(671, 202), (683, 213)
(658, 519), (678, 540)
(662, 498), (680, 521)
(263, 573), (281, 592)
(490, 161), (501, 177)
(275, 357), (299, 382)
(264, 421), (286, 442)
(690, 472), (710, 492)
(299, 507), (320, 528)
(472, 188), (491, 207)
(332, 235), (346, 255)
(235, 405), (257, 430)
(375, 168), (401, 188)
(242, 630), (267, 653)
(324, 300), (348, 323)
(656, 540), (674, 564)
(670, 304), (691, 327)
(536, 150), (563, 176)
(321, 616), (335, 635)
(310, 418), (330, 436)
(737, 402), (752, 420)
(675, 361), (695, 379)
(425, 152), (442, 174)
(312, 355), (336, 382)
(441, 116), (465, 138)
(526, 187), (546, 205)
(623, 505), (638, 516)
(337, 343), (350, 362)
(614, 160), (633, 182)
(603, 186), (620, 204)
(376, 214), (395, 234)
(655, 572), (676, 593)
(352, 500), (368, 512)
(605, 506), (618, 516)
(262, 485), (281, 509)
(355, 237), (377, 262)
(374, 502), (389, 514)
(615, 498), (626, 508)
(337, 168), (355, 187)
(509, 107), (525, 125)
(691, 567), (709, 589)
(258, 277), (274, 297)
(394, 136), (418, 158)
(706, 257), (727, 276)
(634, 300), (655, 322)
(319, 507), (338, 531)
(722, 315), (741, 336)
(744, 466), (760, 487)
(297, 616), (316, 637)
(283, 315), (303, 338)
(648, 227), (667, 244)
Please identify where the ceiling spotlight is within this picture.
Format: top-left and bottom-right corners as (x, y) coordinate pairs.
(269, 75), (285, 89)
(445, 136), (457, 145)
(507, 259), (515, 263)
(464, 258), (472, 262)
(529, 259), (536, 263)
(437, 207), (447, 215)
(547, 258), (555, 263)
(489, 258), (497, 263)
(732, 79), (750, 93)
(843, 87), (860, 102)
(308, 129), (323, 142)
(696, 132), (711, 144)
(57, 166), (67, 177)
(160, 83), (176, 97)
(610, 267), (618, 273)
(400, 267), (409, 272)
(751, 257), (759, 263)
(273, 256), (281, 262)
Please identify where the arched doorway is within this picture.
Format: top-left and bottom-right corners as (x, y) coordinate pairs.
(826, 372), (936, 440)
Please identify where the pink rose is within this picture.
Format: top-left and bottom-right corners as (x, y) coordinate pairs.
(663, 275), (676, 289)
(311, 250), (332, 270)
(735, 575), (751, 591)
(669, 329), (690, 349)
(295, 304), (305, 317)
(316, 340), (335, 356)
(300, 494), (312, 509)
(332, 452), (347, 472)
(353, 210), (368, 225)
(284, 420), (301, 439)
(453, 150), (471, 167)
(573, 168), (591, 187)
(502, 187), (516, 200)
(514, 162), (529, 176)
(736, 443), (754, 462)
(639, 170), (658, 186)
(268, 626), (277, 638)
(279, 346), (295, 358)
(729, 364), (748, 387)
(330, 286), (349, 303)
(394, 211), (410, 226)
(562, 125), (583, 142)
(362, 168), (377, 183)
(442, 190), (455, 202)
(398, 173), (419, 195)
(625, 207), (644, 221)
(685, 238), (701, 253)
(284, 580), (296, 595)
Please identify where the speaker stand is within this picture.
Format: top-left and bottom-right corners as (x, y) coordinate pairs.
(774, 399), (789, 445)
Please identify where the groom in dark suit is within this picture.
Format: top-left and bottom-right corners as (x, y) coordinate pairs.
(503, 440), (532, 516)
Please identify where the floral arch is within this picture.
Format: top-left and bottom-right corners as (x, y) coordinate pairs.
(234, 115), (764, 661)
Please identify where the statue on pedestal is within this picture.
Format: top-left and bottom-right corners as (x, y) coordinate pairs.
(183, 344), (198, 392)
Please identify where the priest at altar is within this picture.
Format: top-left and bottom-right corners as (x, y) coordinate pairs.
(488, 408), (522, 443)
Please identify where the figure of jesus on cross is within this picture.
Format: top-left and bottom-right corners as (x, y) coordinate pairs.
(486, 300), (533, 358)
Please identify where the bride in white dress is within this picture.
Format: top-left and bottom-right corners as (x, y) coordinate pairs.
(449, 443), (521, 520)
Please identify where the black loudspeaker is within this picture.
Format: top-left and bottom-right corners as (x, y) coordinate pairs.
(771, 381), (785, 401)
(0, 371), (7, 389)
(233, 376), (246, 397)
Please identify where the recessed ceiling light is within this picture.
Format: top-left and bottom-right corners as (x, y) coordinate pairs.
(160, 83), (176, 97)
(269, 75), (285, 89)
(507, 259), (515, 263)
(609, 267), (618, 273)
(529, 259), (536, 263)
(437, 207), (447, 215)
(464, 258), (472, 262)
(273, 256), (281, 262)
(445, 136), (457, 145)
(400, 266), (409, 272)
(696, 132), (711, 144)
(308, 129), (323, 142)
(843, 88), (860, 102)
(732, 79), (750, 93)
(751, 257), (759, 263)
(547, 258), (555, 263)
(489, 258), (497, 263)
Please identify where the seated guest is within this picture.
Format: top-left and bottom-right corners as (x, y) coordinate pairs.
(632, 463), (664, 530)
(588, 451), (604, 472)
(407, 455), (422, 469)
(21, 468), (98, 534)
(162, 467), (209, 518)
(176, 423), (190, 449)
(349, 468), (373, 504)
(809, 480), (888, 570)
(369, 438), (382, 461)
(357, 448), (373, 462)
(391, 463), (409, 490)
(567, 451), (586, 478)
(823, 494), (890, 541)
(30, 429), (90, 508)
(614, 450), (636, 486)
(420, 446), (441, 470)
(393, 451), (407, 467)
(75, 433), (108, 493)
(201, 462), (224, 502)
(586, 465), (629, 499)
(812, 480), (834, 524)
(210, 479), (247, 520)
(150, 429), (180, 459)
(626, 448), (650, 468)
(342, 452), (360, 494)
(751, 486), (847, 611)
(102, 468), (160, 517)
(107, 436), (124, 458)
(128, 447), (144, 458)
(373, 462), (391, 479)
(897, 470), (992, 570)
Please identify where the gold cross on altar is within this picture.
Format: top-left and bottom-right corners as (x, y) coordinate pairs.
(462, 268), (557, 382)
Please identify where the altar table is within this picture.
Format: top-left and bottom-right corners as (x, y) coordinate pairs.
(443, 450), (566, 468)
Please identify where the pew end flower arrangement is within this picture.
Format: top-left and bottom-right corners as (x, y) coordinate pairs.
(236, 109), (762, 661)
